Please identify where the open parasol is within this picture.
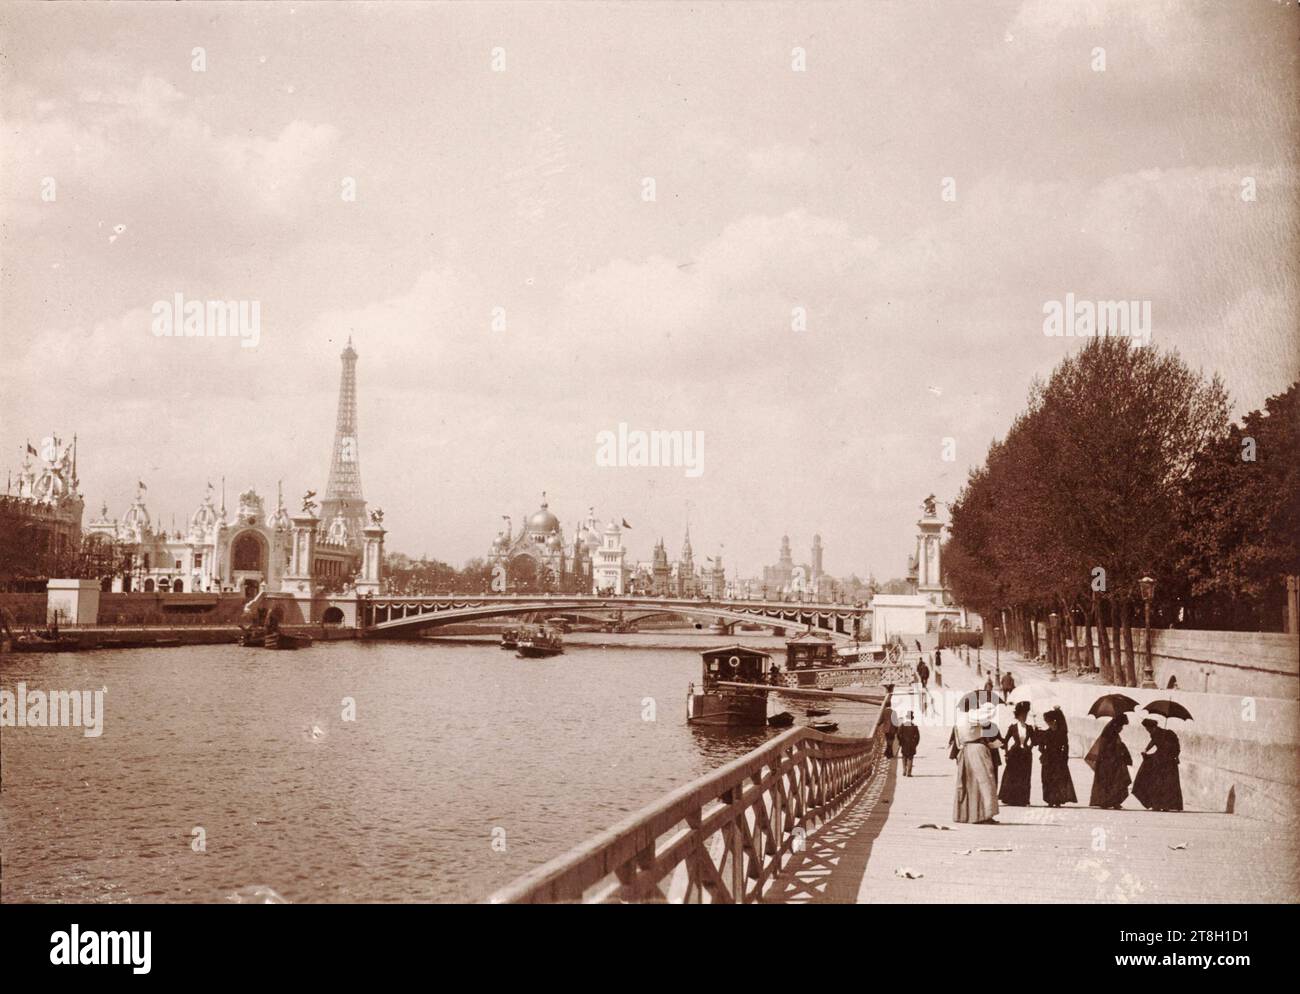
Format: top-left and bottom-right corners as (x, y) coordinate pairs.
(1143, 699), (1193, 726)
(1088, 693), (1139, 719)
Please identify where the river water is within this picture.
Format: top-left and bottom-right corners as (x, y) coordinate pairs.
(0, 638), (879, 903)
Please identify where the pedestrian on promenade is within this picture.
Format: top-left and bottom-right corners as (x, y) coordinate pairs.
(934, 647), (942, 669)
(1000, 669), (1015, 698)
(1086, 713), (1133, 809)
(998, 701), (1034, 806)
(952, 696), (1000, 824)
(897, 711), (921, 776)
(1035, 706), (1077, 807)
(1132, 718), (1183, 811)
(916, 658), (930, 689)
(883, 685), (898, 757)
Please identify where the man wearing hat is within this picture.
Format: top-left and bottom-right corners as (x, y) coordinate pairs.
(897, 711), (921, 776)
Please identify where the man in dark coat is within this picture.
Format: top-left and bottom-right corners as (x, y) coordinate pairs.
(1132, 718), (1184, 811)
(882, 685), (898, 757)
(916, 659), (930, 689)
(897, 711), (921, 776)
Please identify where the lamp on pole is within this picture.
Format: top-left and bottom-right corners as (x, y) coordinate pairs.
(1139, 575), (1156, 688)
(993, 626), (1001, 689)
(1048, 612), (1058, 681)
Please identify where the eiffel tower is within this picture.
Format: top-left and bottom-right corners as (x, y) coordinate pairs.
(319, 337), (366, 547)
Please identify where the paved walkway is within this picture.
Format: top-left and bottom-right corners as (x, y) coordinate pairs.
(766, 659), (1299, 903)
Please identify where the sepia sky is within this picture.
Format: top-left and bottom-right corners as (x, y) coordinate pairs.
(2, 0), (1297, 578)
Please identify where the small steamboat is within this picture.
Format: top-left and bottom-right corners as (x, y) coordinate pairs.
(516, 627), (564, 658)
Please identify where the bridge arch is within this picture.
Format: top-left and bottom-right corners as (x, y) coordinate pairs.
(362, 596), (866, 641)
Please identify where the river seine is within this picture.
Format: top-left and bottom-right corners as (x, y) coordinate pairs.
(0, 638), (877, 903)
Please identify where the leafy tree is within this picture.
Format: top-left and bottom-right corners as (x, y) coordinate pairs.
(946, 338), (1232, 685)
(1177, 382), (1299, 629)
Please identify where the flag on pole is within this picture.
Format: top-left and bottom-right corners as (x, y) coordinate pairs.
(138, 480), (147, 491)
(621, 518), (632, 529)
(26, 443), (37, 457)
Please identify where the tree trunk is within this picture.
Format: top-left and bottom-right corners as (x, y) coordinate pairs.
(1094, 594), (1113, 684)
(1110, 598), (1124, 686)
(1121, 599), (1138, 687)
(1060, 597), (1074, 674)
(1083, 604), (1096, 676)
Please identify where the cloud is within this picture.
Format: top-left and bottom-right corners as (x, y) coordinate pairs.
(1, 71), (340, 227)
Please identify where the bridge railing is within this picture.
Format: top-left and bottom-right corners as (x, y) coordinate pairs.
(487, 699), (892, 904)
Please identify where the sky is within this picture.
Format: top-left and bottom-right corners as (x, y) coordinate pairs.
(2, 0), (1297, 580)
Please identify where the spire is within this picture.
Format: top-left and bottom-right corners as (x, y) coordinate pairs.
(321, 339), (367, 548)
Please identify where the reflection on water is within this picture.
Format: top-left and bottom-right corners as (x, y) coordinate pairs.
(0, 639), (869, 903)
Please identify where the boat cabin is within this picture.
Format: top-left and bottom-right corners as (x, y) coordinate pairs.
(785, 630), (836, 670)
(700, 645), (775, 689)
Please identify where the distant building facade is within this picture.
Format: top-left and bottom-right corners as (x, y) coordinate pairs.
(1, 435), (85, 588)
(74, 342), (370, 598)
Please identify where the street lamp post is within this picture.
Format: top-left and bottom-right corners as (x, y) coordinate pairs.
(993, 626), (1001, 689)
(1139, 575), (1156, 688)
(1048, 612), (1058, 681)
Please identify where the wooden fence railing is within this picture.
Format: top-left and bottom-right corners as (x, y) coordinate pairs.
(487, 699), (891, 904)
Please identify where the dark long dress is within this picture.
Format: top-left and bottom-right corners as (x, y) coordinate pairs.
(1036, 722), (1077, 806)
(1087, 717), (1132, 808)
(1132, 727), (1183, 811)
(998, 721), (1033, 805)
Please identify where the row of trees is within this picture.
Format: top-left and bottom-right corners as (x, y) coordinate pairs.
(0, 523), (129, 592)
(945, 337), (1298, 686)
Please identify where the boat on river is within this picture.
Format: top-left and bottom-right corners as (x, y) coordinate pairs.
(687, 645), (779, 727)
(516, 627), (564, 658)
(500, 628), (520, 650)
(263, 630), (312, 650)
(10, 630), (79, 653)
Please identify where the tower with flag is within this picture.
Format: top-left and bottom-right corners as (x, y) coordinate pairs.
(319, 337), (367, 549)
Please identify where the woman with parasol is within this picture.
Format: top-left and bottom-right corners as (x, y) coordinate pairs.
(1132, 700), (1190, 811)
(1035, 706), (1077, 807)
(1086, 694), (1136, 809)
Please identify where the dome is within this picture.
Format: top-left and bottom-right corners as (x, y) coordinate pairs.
(603, 519), (621, 535)
(526, 498), (560, 534)
(123, 498), (150, 530)
(546, 533), (562, 550)
(583, 529), (601, 550)
(191, 499), (219, 534)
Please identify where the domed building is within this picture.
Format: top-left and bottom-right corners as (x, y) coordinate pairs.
(86, 481), (360, 597)
(487, 493), (594, 593)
